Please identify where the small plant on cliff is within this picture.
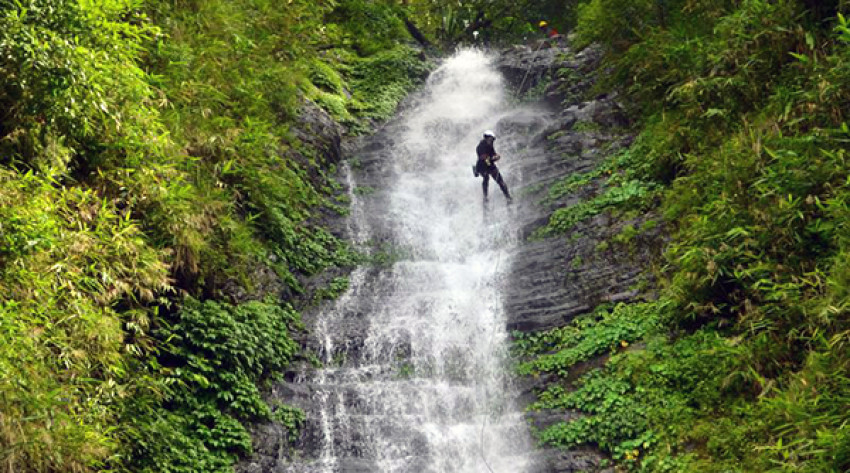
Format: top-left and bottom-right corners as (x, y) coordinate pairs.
(534, 180), (658, 239)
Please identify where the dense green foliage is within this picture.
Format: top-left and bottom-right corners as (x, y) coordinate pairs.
(9, 0), (850, 470)
(522, 0), (850, 471)
(404, 0), (579, 44)
(0, 0), (429, 471)
(124, 299), (300, 472)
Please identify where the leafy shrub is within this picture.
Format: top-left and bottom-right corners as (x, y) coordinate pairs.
(314, 92), (354, 122)
(122, 299), (301, 472)
(327, 0), (407, 56)
(535, 179), (658, 238)
(528, 318), (755, 470)
(0, 169), (170, 471)
(309, 59), (346, 95)
(0, 0), (161, 173)
(348, 46), (431, 120)
(524, 1), (850, 471)
(516, 302), (663, 376)
(1, 0), (413, 470)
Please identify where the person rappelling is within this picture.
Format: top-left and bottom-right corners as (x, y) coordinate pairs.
(473, 130), (512, 203)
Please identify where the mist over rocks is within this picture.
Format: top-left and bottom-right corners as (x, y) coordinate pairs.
(238, 40), (661, 473)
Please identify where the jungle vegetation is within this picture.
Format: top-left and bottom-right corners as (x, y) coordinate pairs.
(0, 0), (430, 471)
(519, 0), (850, 471)
(0, 0), (573, 470)
(3, 0), (848, 471)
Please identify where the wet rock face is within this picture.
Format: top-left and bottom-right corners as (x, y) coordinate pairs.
(236, 109), (426, 472)
(238, 43), (660, 473)
(505, 204), (660, 333)
(496, 44), (565, 95)
(496, 42), (604, 104)
(291, 99), (346, 171)
(498, 42), (664, 472)
(500, 41), (653, 335)
(561, 98), (630, 129)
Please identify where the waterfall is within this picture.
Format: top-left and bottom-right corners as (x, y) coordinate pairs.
(291, 49), (543, 473)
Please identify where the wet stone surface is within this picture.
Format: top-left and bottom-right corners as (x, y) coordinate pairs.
(496, 40), (664, 472)
(238, 42), (662, 473)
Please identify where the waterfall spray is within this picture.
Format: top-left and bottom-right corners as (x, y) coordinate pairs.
(291, 49), (544, 473)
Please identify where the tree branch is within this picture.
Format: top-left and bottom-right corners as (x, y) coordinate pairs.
(403, 16), (431, 48)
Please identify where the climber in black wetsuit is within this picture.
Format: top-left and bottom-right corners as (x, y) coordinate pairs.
(475, 130), (512, 203)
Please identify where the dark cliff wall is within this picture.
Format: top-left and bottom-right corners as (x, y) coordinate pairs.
(497, 42), (665, 472)
(498, 43), (658, 334)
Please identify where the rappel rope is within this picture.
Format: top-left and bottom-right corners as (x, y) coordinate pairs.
(475, 75), (534, 472)
(477, 249), (503, 473)
(516, 40), (547, 98)
(479, 408), (496, 473)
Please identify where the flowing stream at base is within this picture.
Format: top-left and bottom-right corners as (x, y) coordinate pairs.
(295, 49), (544, 473)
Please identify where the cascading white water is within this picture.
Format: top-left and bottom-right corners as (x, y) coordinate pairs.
(298, 49), (540, 473)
